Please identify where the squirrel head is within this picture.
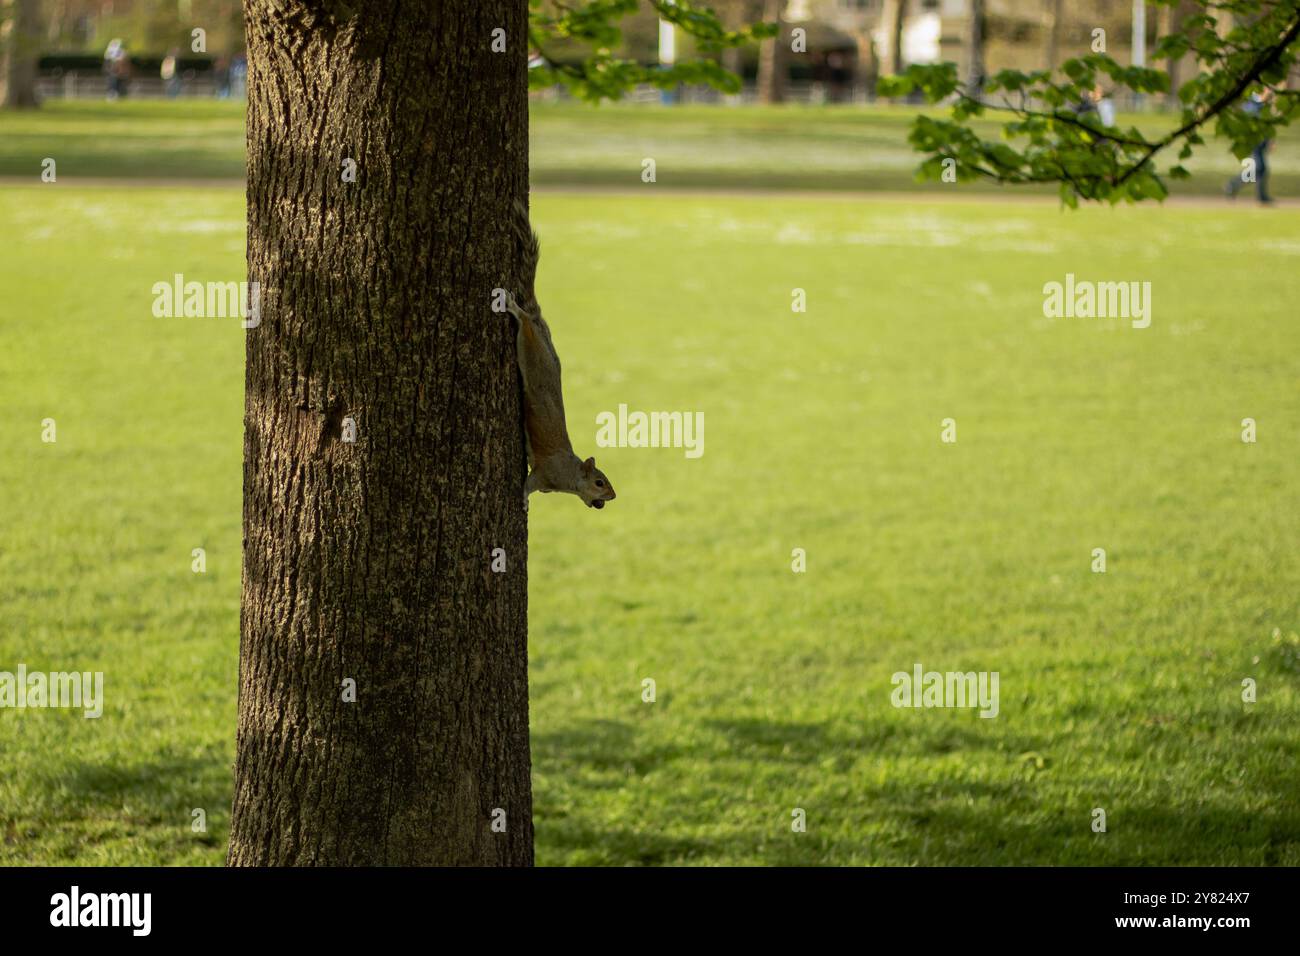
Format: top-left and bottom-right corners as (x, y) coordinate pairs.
(577, 456), (615, 509)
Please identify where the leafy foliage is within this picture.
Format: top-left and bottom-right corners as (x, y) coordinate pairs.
(885, 0), (1300, 204)
(527, 0), (776, 101)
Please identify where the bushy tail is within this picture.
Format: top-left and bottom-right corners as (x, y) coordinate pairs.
(511, 198), (540, 313)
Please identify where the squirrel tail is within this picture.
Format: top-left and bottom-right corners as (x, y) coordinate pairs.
(511, 198), (540, 313)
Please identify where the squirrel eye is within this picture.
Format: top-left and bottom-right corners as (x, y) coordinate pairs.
(595, 479), (604, 487)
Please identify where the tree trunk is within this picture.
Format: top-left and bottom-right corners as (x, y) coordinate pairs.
(853, 30), (877, 102)
(228, 0), (533, 866)
(1213, 5), (1234, 44)
(880, 0), (905, 80)
(720, 0), (745, 100)
(965, 0), (985, 94)
(756, 0), (785, 104)
(2, 0), (41, 109)
(1044, 0), (1062, 72)
(1160, 0), (1192, 107)
(721, 43), (742, 84)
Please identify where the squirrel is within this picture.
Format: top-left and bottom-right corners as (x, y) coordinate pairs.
(504, 199), (616, 510)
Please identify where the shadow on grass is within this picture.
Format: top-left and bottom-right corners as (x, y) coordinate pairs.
(533, 718), (691, 779)
(534, 713), (1300, 865)
(33, 746), (230, 834)
(0, 148), (245, 180)
(704, 715), (1051, 763)
(536, 818), (728, 866)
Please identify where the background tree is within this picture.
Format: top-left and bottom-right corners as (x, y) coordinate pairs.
(716, 0), (753, 89)
(756, 0), (786, 103)
(852, 26), (879, 101)
(1, 0), (41, 109)
(965, 0), (986, 95)
(1160, 0), (1196, 107)
(228, 0), (770, 867)
(879, 0), (905, 81)
(880, 0), (1300, 205)
(1043, 0), (1063, 72)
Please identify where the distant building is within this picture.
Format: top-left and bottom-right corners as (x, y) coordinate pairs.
(818, 0), (1154, 80)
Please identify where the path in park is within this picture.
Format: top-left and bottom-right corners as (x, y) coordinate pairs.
(3, 176), (1296, 209)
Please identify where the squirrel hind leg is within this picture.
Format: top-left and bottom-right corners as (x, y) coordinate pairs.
(511, 199), (538, 248)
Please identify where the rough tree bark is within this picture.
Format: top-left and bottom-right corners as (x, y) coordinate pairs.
(755, 0), (786, 104)
(228, 0), (533, 866)
(2, 0), (41, 109)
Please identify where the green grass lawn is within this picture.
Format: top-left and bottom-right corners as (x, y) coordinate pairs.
(2, 98), (1297, 196)
(2, 182), (1298, 865)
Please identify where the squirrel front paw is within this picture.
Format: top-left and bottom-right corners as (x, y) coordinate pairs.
(503, 291), (524, 320)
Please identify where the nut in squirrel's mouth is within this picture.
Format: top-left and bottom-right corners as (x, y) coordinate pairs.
(590, 499), (605, 509)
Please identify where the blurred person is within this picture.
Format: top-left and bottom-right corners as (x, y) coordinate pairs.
(826, 51), (850, 103)
(1226, 88), (1275, 205)
(1075, 85), (1115, 128)
(161, 48), (181, 98)
(103, 39), (126, 100)
(1094, 85), (1116, 128)
(115, 53), (132, 99)
(214, 55), (232, 99)
(230, 54), (247, 99)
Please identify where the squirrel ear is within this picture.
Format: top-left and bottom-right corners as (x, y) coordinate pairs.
(583, 457), (595, 470)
